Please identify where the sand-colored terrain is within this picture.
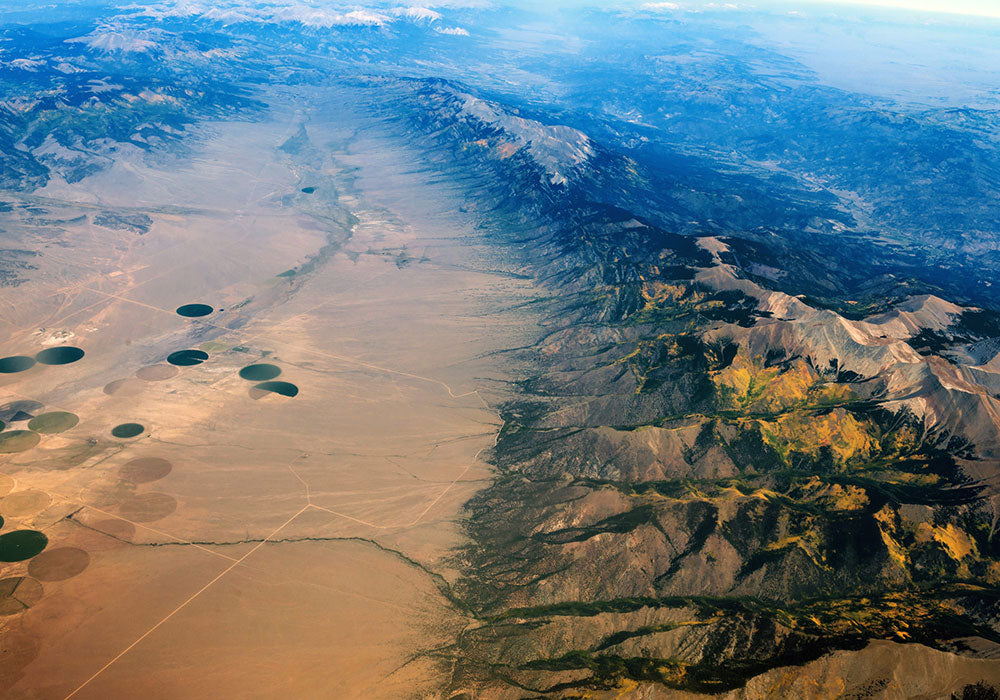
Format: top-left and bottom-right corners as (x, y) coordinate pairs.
(0, 91), (541, 698)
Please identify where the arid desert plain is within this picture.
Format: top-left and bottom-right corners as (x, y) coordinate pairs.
(6, 4), (1000, 698)
(0, 88), (542, 698)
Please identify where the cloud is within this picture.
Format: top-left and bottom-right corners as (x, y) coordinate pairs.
(640, 2), (681, 10)
(436, 25), (469, 34)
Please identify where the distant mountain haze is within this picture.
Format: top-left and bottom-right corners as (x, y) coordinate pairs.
(767, 0), (1000, 18)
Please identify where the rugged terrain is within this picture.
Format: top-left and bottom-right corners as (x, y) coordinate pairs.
(339, 78), (1000, 697)
(2, 2), (1000, 698)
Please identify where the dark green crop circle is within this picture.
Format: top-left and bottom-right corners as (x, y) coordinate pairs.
(111, 423), (145, 439)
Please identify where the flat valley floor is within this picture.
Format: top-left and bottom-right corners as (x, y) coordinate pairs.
(0, 89), (541, 698)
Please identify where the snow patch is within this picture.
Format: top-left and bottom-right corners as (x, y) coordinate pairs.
(67, 29), (159, 52)
(457, 91), (593, 185)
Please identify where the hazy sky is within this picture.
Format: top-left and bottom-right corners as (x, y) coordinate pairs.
(801, 0), (1000, 18)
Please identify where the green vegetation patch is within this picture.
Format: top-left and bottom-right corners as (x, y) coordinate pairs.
(523, 651), (685, 687)
(0, 430), (41, 453)
(27, 411), (79, 434)
(167, 349), (209, 366)
(253, 380), (298, 397)
(111, 423), (144, 439)
(35, 346), (84, 365)
(239, 363), (281, 381)
(0, 530), (48, 562)
(0, 356), (36, 373)
(175, 303), (214, 318)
